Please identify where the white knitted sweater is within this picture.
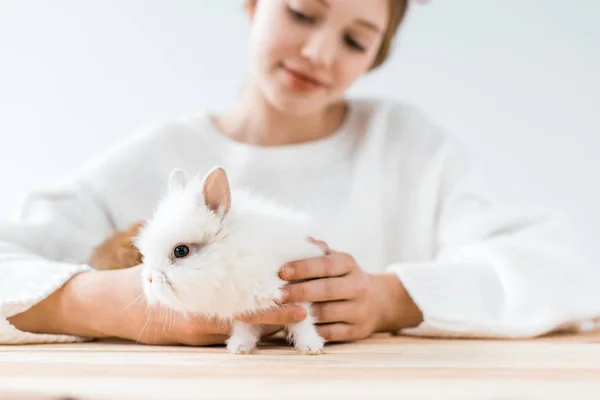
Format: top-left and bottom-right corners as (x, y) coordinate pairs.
(2, 97), (599, 344)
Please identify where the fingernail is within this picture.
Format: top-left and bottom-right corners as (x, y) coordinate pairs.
(280, 290), (289, 303)
(280, 266), (293, 279)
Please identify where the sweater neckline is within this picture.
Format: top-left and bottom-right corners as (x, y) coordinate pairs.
(193, 99), (360, 169)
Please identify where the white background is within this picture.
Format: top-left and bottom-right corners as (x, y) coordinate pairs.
(1, 0), (598, 263)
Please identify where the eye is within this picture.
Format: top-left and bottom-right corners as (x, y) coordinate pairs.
(287, 6), (315, 23)
(344, 35), (366, 52)
(173, 245), (190, 259)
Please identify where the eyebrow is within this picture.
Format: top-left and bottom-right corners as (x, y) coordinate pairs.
(315, 0), (383, 33)
(356, 20), (383, 33)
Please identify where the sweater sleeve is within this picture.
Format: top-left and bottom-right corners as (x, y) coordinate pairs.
(387, 140), (600, 339)
(0, 177), (115, 344)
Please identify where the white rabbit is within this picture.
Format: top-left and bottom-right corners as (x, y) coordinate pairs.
(133, 166), (326, 355)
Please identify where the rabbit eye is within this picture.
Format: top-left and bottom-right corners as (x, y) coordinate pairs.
(173, 245), (190, 259)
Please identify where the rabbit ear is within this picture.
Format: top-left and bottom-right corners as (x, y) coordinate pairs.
(169, 169), (188, 192)
(202, 166), (231, 217)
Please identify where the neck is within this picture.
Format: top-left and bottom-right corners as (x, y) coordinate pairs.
(214, 80), (347, 147)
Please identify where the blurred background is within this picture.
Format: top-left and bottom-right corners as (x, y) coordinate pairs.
(0, 0), (598, 264)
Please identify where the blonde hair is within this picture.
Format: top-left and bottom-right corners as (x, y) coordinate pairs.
(244, 0), (409, 69)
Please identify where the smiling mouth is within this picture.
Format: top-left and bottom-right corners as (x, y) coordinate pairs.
(281, 63), (327, 88)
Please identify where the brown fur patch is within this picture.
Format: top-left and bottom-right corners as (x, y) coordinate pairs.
(89, 221), (145, 270)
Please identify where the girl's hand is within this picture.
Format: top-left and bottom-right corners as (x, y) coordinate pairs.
(82, 265), (307, 345)
(9, 264), (306, 346)
(278, 240), (423, 342)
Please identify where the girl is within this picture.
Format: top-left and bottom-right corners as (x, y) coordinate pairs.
(2, 0), (599, 346)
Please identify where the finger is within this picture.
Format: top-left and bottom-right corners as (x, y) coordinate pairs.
(283, 276), (355, 303)
(238, 304), (307, 325)
(261, 325), (284, 338)
(280, 252), (355, 281)
(307, 237), (332, 254)
(173, 314), (232, 345)
(184, 314), (231, 335)
(311, 300), (358, 324)
(316, 323), (358, 343)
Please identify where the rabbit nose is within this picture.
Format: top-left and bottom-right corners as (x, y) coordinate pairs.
(148, 277), (153, 283)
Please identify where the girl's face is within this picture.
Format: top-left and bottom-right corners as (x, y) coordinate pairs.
(247, 0), (389, 115)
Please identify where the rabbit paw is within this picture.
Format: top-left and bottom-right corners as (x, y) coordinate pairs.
(286, 320), (325, 355)
(226, 340), (255, 355)
(227, 321), (260, 355)
(294, 332), (325, 355)
(285, 303), (326, 355)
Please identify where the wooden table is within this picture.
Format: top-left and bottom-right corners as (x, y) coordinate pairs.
(1, 330), (599, 400)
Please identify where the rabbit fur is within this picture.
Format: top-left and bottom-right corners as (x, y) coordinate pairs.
(133, 166), (326, 355)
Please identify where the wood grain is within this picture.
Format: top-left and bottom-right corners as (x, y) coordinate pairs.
(1, 331), (599, 400)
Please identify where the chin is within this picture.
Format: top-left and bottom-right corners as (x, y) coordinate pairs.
(142, 276), (186, 313)
(262, 79), (329, 116)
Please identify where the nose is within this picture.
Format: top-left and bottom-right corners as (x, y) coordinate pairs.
(147, 270), (167, 285)
(301, 29), (336, 67)
(146, 270), (158, 284)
